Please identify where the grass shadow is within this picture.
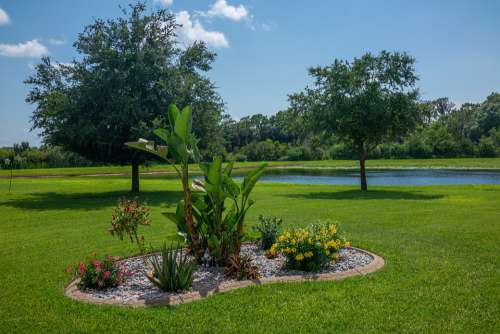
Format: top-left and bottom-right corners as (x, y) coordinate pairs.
(283, 189), (445, 201)
(0, 190), (182, 211)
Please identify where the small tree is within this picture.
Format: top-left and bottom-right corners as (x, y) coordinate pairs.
(290, 51), (421, 191)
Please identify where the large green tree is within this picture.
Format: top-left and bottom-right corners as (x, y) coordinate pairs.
(25, 3), (224, 192)
(289, 51), (421, 191)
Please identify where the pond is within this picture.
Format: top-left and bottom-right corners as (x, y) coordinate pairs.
(251, 168), (500, 186)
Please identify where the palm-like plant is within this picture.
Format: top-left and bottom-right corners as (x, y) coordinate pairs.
(126, 104), (204, 261)
(191, 157), (267, 265)
(126, 104), (267, 266)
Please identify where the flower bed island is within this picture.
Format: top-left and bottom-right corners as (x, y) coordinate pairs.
(65, 244), (383, 306)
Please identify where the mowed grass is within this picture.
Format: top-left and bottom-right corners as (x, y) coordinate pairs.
(0, 176), (499, 333)
(1, 157), (499, 178)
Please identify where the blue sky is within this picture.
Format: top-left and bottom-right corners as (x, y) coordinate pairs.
(0, 0), (499, 146)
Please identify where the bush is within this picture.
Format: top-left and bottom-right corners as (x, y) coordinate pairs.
(328, 143), (357, 160)
(478, 136), (496, 157)
(224, 254), (260, 280)
(274, 221), (349, 271)
(284, 146), (313, 161)
(252, 215), (282, 250)
(67, 253), (127, 289)
(406, 135), (432, 158)
(228, 153), (248, 162)
(109, 198), (150, 256)
(146, 243), (195, 292)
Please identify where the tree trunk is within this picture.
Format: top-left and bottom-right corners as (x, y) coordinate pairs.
(181, 164), (204, 262)
(131, 160), (140, 193)
(357, 144), (368, 191)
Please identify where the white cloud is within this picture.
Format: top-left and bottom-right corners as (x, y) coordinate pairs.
(0, 7), (10, 25)
(0, 39), (49, 58)
(206, 0), (248, 21)
(153, 0), (173, 7)
(49, 38), (66, 46)
(176, 11), (229, 48)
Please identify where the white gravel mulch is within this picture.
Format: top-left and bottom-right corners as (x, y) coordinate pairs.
(79, 244), (373, 303)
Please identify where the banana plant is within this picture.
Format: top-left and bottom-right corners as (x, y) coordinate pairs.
(192, 157), (267, 265)
(125, 104), (204, 262)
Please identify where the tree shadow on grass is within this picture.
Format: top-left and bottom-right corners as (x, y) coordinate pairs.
(0, 190), (182, 211)
(283, 189), (445, 201)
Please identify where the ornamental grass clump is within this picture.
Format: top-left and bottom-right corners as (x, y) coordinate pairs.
(146, 243), (195, 292)
(274, 221), (350, 271)
(67, 253), (127, 289)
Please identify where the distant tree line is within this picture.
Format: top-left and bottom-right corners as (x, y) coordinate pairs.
(221, 93), (500, 162)
(0, 142), (95, 170)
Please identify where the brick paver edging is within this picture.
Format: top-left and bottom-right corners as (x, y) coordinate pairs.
(65, 247), (384, 307)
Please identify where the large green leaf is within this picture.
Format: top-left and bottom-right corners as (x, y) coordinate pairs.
(223, 161), (234, 176)
(242, 163), (267, 196)
(169, 133), (189, 161)
(207, 156), (222, 186)
(222, 175), (240, 199)
(174, 106), (192, 141)
(125, 140), (168, 161)
(153, 128), (169, 144)
(168, 104), (180, 128)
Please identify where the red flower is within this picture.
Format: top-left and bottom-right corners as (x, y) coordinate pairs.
(65, 265), (73, 273)
(104, 271), (111, 280)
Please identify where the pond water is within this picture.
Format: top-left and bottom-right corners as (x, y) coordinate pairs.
(251, 169), (500, 186)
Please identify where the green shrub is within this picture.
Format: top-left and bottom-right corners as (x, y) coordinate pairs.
(284, 146), (313, 161)
(67, 253), (127, 289)
(478, 136), (496, 157)
(146, 243), (195, 292)
(252, 215), (282, 250)
(274, 222), (349, 271)
(328, 143), (357, 159)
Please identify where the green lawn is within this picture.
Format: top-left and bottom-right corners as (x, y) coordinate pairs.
(1, 157), (499, 178)
(0, 175), (499, 333)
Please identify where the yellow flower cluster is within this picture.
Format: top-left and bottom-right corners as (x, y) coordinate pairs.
(274, 221), (349, 271)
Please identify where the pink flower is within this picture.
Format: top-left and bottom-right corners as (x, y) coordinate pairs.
(97, 280), (103, 288)
(78, 262), (86, 276)
(104, 271), (111, 280)
(91, 260), (102, 273)
(66, 265), (73, 273)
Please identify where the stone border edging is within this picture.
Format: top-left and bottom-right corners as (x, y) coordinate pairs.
(64, 247), (384, 307)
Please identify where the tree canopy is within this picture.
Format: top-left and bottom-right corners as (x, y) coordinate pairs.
(289, 51), (421, 190)
(25, 3), (225, 192)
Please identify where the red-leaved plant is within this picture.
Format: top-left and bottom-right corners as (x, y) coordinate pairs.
(109, 198), (150, 257)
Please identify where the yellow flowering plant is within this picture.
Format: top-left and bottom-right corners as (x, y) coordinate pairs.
(274, 221), (349, 271)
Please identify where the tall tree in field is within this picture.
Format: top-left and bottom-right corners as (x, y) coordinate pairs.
(289, 51), (420, 191)
(25, 3), (224, 192)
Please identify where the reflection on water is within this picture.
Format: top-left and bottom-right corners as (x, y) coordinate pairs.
(244, 168), (500, 186)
